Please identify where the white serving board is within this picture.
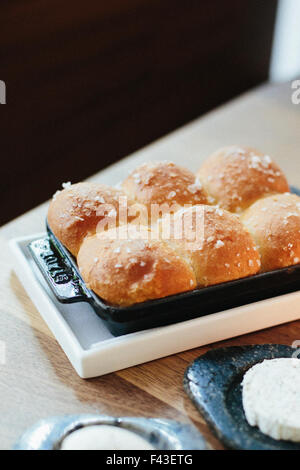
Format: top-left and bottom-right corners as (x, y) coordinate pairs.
(9, 234), (300, 378)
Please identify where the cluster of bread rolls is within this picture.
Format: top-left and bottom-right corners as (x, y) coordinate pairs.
(48, 145), (300, 306)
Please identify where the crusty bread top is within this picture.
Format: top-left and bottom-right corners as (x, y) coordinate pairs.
(47, 182), (143, 256)
(197, 146), (289, 213)
(122, 160), (210, 221)
(77, 226), (197, 306)
(242, 193), (300, 271)
(160, 205), (261, 286)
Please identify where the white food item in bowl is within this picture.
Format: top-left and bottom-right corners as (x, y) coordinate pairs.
(60, 424), (155, 450)
(242, 358), (300, 442)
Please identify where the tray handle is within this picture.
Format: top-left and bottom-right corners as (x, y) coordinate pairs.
(28, 237), (90, 303)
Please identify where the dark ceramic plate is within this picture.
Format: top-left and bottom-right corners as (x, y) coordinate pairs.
(13, 415), (209, 450)
(184, 344), (300, 450)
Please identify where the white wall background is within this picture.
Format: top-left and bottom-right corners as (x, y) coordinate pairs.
(270, 0), (300, 82)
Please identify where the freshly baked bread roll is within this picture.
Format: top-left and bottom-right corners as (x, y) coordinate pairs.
(160, 205), (260, 286)
(197, 146), (289, 213)
(122, 161), (210, 221)
(77, 226), (197, 306)
(47, 182), (144, 256)
(242, 193), (300, 272)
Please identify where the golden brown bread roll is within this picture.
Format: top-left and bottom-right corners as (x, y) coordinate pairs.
(197, 146), (289, 213)
(77, 226), (197, 306)
(160, 205), (261, 286)
(241, 193), (300, 272)
(122, 161), (210, 221)
(47, 182), (144, 256)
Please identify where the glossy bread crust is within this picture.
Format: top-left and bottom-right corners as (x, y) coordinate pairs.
(160, 205), (260, 287)
(197, 146), (289, 213)
(47, 182), (142, 256)
(77, 226), (197, 307)
(122, 161), (210, 220)
(242, 193), (300, 272)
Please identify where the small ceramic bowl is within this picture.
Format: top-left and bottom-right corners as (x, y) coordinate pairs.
(13, 414), (209, 450)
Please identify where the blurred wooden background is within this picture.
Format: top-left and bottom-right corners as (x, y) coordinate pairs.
(0, 0), (278, 225)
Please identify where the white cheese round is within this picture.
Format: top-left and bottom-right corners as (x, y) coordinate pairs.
(242, 358), (300, 441)
(60, 424), (155, 450)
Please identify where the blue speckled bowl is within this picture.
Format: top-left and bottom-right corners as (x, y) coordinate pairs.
(13, 415), (209, 450)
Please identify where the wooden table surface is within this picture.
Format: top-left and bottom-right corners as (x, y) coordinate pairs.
(1, 81), (300, 450)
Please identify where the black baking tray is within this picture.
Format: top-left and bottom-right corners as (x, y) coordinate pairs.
(28, 186), (300, 336)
